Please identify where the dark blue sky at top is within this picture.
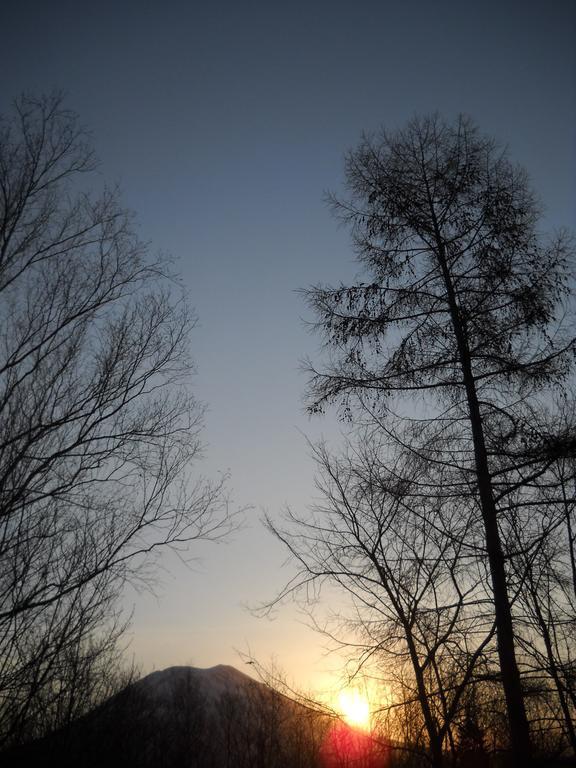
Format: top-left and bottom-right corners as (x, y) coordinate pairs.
(2, 0), (575, 688)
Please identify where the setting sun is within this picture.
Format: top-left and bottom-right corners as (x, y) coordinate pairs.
(337, 688), (371, 731)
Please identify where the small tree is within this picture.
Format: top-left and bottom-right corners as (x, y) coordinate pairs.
(298, 115), (575, 764)
(510, 454), (576, 754)
(0, 94), (233, 746)
(268, 435), (496, 768)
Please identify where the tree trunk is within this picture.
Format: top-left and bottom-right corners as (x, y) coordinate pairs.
(433, 233), (532, 766)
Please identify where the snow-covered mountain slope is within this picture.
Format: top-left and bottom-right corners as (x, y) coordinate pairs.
(2, 665), (330, 768)
(135, 664), (258, 708)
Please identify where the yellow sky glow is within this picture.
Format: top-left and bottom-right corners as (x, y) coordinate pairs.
(337, 687), (371, 730)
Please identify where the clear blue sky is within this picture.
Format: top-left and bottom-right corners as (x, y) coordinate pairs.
(2, 0), (575, 695)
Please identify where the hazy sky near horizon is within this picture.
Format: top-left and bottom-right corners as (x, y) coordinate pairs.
(2, 0), (575, 696)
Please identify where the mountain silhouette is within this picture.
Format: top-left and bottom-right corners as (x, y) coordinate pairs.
(2, 665), (331, 768)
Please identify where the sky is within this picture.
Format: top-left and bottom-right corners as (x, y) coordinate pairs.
(2, 0), (575, 698)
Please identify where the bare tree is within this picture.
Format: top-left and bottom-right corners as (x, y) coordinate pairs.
(297, 115), (575, 764)
(508, 451), (576, 755)
(0, 94), (234, 747)
(267, 435), (497, 768)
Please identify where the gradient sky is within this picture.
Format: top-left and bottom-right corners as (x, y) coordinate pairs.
(2, 0), (575, 697)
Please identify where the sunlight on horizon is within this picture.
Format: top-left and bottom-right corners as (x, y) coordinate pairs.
(337, 687), (371, 731)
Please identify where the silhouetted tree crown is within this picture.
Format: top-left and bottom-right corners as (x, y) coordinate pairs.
(307, 115), (573, 416)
